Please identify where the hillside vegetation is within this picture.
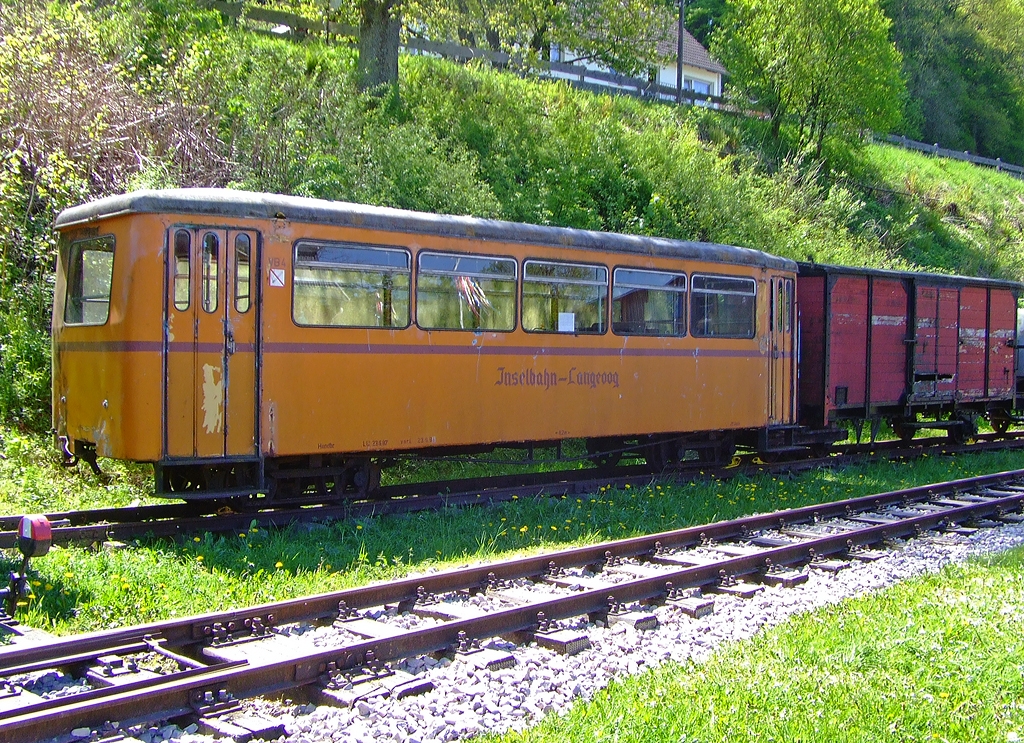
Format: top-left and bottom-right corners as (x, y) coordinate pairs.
(1, 0), (1024, 430)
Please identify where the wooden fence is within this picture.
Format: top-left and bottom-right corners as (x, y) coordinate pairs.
(881, 135), (1024, 181)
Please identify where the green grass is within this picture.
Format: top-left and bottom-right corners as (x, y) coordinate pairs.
(487, 547), (1024, 743)
(0, 425), (157, 514)
(4, 423), (1024, 634)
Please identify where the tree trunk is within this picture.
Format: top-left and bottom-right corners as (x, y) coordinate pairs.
(357, 0), (401, 92)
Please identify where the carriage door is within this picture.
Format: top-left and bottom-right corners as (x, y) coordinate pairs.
(769, 277), (794, 423)
(165, 227), (259, 458)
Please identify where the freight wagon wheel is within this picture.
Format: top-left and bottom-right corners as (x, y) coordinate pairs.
(991, 412), (1013, 435)
(889, 418), (915, 442)
(948, 416), (978, 445)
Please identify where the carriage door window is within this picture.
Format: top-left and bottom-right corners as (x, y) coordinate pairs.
(234, 233), (252, 313)
(201, 233), (219, 313)
(173, 230), (191, 311)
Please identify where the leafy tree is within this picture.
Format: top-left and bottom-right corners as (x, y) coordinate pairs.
(684, 0), (727, 47)
(882, 0), (1024, 164)
(324, 0), (673, 90)
(713, 0), (904, 156)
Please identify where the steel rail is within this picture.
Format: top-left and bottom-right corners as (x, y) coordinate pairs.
(2, 474), (1023, 741)
(2, 468), (1021, 672)
(3, 433), (1023, 551)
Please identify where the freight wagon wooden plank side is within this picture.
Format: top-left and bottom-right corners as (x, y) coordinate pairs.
(796, 275), (826, 426)
(988, 288), (1017, 398)
(957, 286), (988, 399)
(826, 275), (868, 411)
(868, 278), (909, 407)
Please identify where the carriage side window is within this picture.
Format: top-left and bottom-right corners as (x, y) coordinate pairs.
(293, 241), (411, 328)
(522, 261), (608, 334)
(690, 274), (756, 338)
(201, 232), (219, 313)
(612, 268), (687, 337)
(416, 252), (516, 331)
(234, 233), (251, 313)
(64, 236), (115, 325)
(173, 230), (190, 311)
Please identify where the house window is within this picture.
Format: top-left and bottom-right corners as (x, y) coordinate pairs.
(685, 79), (712, 96)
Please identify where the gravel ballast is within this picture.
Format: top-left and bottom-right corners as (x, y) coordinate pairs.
(134, 522), (1024, 743)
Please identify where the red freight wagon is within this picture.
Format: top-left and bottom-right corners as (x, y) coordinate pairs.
(797, 263), (1022, 442)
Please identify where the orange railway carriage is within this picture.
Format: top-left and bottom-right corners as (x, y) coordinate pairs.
(52, 189), (805, 500)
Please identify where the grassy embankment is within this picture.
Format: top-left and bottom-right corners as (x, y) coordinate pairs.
(487, 547), (1024, 743)
(3, 424), (1023, 635)
(3, 2), (1024, 431)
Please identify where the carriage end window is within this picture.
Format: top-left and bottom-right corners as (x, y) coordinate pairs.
(613, 268), (687, 337)
(522, 260), (608, 334)
(690, 274), (756, 338)
(64, 236), (115, 325)
(293, 241), (411, 328)
(417, 252), (516, 331)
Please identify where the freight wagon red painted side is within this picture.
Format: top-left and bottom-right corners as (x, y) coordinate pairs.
(796, 275), (826, 426)
(797, 263), (1021, 437)
(828, 275), (869, 410)
(868, 278), (909, 407)
(957, 286), (988, 399)
(988, 288), (1017, 397)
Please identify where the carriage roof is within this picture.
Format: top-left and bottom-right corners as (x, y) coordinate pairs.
(55, 188), (797, 272)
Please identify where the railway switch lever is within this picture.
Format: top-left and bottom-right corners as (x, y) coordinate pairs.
(1, 515), (52, 620)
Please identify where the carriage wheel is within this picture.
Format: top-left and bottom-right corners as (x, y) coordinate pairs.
(587, 438), (624, 471)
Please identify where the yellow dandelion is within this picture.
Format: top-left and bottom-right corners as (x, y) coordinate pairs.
(275, 561), (284, 568)
(356, 524), (363, 530)
(519, 526), (528, 534)
(550, 526), (558, 531)
(31, 581), (41, 587)
(45, 584), (53, 591)
(239, 533), (246, 538)
(64, 572), (74, 579)
(196, 555), (204, 562)
(193, 536), (201, 543)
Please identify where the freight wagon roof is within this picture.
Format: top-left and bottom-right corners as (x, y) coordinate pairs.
(54, 188), (796, 272)
(797, 261), (1024, 292)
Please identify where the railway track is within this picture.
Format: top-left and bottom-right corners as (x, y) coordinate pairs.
(2, 432), (1022, 550)
(2, 468), (1024, 742)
